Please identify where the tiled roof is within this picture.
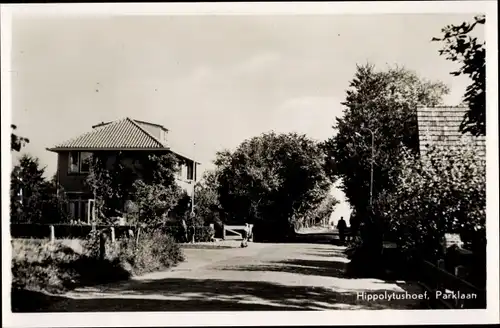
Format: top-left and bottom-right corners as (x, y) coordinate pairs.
(48, 117), (200, 163)
(49, 118), (167, 150)
(417, 106), (486, 159)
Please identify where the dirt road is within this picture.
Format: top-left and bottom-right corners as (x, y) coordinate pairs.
(34, 241), (425, 311)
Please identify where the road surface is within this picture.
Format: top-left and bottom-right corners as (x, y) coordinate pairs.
(32, 241), (425, 311)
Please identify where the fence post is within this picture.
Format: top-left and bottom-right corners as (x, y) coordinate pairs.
(454, 265), (467, 308)
(110, 227), (116, 243)
(49, 225), (55, 243)
(436, 259), (445, 292)
(437, 259), (445, 269)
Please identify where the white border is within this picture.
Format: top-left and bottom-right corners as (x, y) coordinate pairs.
(2, 2), (499, 327)
(0, 1), (497, 15)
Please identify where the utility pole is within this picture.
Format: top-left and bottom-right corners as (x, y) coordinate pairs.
(19, 177), (23, 206)
(369, 128), (375, 207)
(356, 127), (378, 208)
(191, 142), (196, 216)
(189, 141), (197, 244)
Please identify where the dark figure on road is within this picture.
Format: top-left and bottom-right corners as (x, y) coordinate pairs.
(241, 223), (250, 248)
(208, 223), (216, 242)
(247, 224), (253, 242)
(337, 217), (347, 244)
(181, 219), (188, 243)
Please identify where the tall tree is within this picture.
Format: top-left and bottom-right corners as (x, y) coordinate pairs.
(193, 171), (223, 226)
(432, 15), (486, 136)
(323, 64), (449, 215)
(10, 155), (67, 223)
(215, 132), (334, 237)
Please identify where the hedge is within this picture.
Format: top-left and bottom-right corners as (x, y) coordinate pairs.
(10, 223), (216, 243)
(10, 224), (137, 240)
(161, 225), (214, 243)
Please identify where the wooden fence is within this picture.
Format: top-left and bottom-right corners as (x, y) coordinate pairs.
(418, 259), (486, 309)
(10, 223), (136, 241)
(222, 224), (253, 240)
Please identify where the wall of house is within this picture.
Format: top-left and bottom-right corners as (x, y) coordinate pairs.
(175, 158), (197, 196)
(56, 151), (197, 196)
(57, 152), (90, 193)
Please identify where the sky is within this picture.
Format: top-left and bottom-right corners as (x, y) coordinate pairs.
(9, 13), (481, 223)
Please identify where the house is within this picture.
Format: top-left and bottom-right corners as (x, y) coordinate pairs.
(416, 106), (486, 160)
(47, 117), (200, 222)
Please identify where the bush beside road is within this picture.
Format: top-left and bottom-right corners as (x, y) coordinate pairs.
(11, 229), (185, 312)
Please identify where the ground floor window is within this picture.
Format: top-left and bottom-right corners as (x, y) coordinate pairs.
(67, 193), (94, 223)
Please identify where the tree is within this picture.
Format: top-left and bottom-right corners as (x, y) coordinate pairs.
(432, 15), (485, 136)
(86, 152), (136, 221)
(323, 64), (449, 216)
(215, 132), (334, 238)
(193, 171), (223, 226)
(132, 180), (183, 226)
(10, 155), (68, 223)
(11, 124), (29, 152)
(310, 193), (338, 226)
(131, 153), (184, 225)
(86, 152), (184, 225)
(376, 141), (485, 282)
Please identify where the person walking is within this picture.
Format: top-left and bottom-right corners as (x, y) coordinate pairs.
(248, 224), (253, 242)
(241, 223), (250, 248)
(208, 223), (216, 242)
(337, 216), (347, 244)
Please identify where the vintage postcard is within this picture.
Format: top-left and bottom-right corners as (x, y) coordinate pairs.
(1, 2), (498, 327)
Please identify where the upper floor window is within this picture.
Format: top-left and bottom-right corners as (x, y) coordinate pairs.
(68, 151), (92, 174)
(187, 163), (194, 181)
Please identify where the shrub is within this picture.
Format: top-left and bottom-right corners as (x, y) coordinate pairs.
(80, 228), (122, 260)
(161, 225), (214, 243)
(11, 239), (131, 294)
(12, 226), (185, 298)
(119, 229), (184, 275)
(11, 240), (79, 293)
(376, 142), (485, 261)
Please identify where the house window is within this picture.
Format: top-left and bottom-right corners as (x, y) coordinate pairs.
(80, 152), (92, 172)
(176, 163), (182, 179)
(69, 152), (79, 173)
(68, 195), (93, 223)
(187, 162), (194, 181)
(69, 201), (79, 220)
(68, 152), (92, 174)
(69, 199), (89, 222)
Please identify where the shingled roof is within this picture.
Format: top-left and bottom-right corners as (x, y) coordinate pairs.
(47, 117), (199, 163)
(416, 106), (486, 159)
(48, 118), (166, 150)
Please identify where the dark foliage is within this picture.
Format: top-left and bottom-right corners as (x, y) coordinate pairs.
(215, 132), (334, 239)
(10, 155), (68, 224)
(11, 124), (29, 152)
(432, 15), (486, 136)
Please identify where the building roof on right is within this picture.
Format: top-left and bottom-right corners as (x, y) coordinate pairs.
(416, 106), (486, 160)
